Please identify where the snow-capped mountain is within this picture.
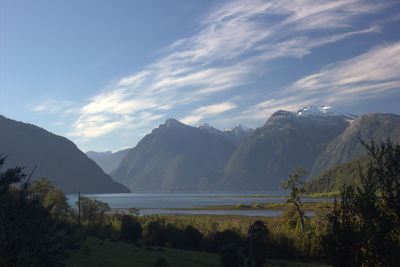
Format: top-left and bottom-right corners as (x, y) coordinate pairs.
(223, 124), (253, 146)
(224, 124), (251, 133)
(296, 106), (358, 120)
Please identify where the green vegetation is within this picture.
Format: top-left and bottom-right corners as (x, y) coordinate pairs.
(159, 202), (333, 214)
(0, 154), (332, 266)
(309, 113), (400, 179)
(64, 237), (220, 267)
(306, 155), (369, 193)
(0, 156), (79, 266)
(282, 166), (308, 230)
(321, 139), (400, 266)
(65, 237), (327, 267)
(3, 138), (400, 266)
(306, 192), (340, 198)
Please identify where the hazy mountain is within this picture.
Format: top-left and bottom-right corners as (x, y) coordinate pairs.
(86, 149), (130, 174)
(223, 125), (253, 146)
(197, 123), (253, 146)
(0, 115), (130, 194)
(111, 119), (237, 191)
(309, 113), (400, 179)
(218, 108), (351, 190)
(104, 108), (399, 193)
(198, 123), (223, 136)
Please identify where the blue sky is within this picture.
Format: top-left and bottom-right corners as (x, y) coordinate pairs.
(1, 0), (400, 152)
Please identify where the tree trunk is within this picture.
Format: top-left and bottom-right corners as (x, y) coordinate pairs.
(294, 202), (304, 230)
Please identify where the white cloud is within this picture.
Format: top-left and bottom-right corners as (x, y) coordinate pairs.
(31, 99), (74, 114)
(287, 42), (400, 99)
(69, 0), (389, 140)
(180, 102), (237, 125)
(236, 42), (400, 121)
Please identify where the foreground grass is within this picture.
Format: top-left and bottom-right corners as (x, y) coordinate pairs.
(65, 237), (220, 267)
(65, 237), (329, 267)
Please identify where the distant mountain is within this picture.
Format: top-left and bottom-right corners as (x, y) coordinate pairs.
(111, 119), (237, 191)
(198, 123), (222, 136)
(306, 155), (369, 193)
(197, 123), (253, 146)
(309, 113), (400, 179)
(218, 109), (351, 190)
(223, 125), (253, 146)
(86, 149), (130, 174)
(0, 115), (130, 194)
(105, 108), (400, 193)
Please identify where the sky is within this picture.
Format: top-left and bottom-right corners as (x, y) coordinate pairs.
(1, 0), (400, 152)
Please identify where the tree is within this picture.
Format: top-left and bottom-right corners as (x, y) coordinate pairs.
(322, 139), (400, 266)
(0, 156), (72, 266)
(249, 220), (270, 267)
(75, 196), (111, 229)
(29, 177), (70, 219)
(213, 229), (244, 253)
(281, 166), (307, 230)
(120, 215), (142, 242)
(322, 185), (361, 266)
(143, 220), (164, 246)
(184, 225), (203, 250)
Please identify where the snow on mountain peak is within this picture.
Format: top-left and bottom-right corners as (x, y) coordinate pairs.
(297, 106), (333, 116)
(224, 124), (251, 133)
(296, 106), (357, 120)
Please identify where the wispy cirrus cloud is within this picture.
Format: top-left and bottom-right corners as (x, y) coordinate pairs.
(69, 0), (390, 141)
(180, 102), (237, 125)
(236, 42), (400, 121)
(31, 99), (75, 114)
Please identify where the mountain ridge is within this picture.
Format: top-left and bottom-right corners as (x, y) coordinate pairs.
(0, 115), (130, 194)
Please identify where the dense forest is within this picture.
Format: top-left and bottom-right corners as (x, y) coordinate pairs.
(1, 139), (399, 266)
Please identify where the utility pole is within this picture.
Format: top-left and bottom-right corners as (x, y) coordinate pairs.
(249, 221), (253, 267)
(78, 191), (81, 227)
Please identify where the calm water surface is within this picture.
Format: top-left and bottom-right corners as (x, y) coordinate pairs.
(67, 192), (328, 217)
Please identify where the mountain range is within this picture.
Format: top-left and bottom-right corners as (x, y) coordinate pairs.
(2, 106), (398, 194)
(86, 149), (130, 174)
(0, 115), (130, 194)
(217, 110), (350, 190)
(109, 119), (252, 191)
(87, 107), (399, 192)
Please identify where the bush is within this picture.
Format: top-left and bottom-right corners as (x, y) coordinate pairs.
(120, 215), (142, 243)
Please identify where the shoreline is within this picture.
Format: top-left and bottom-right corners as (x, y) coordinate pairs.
(113, 201), (333, 214)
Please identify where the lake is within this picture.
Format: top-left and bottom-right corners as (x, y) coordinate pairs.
(67, 191), (326, 217)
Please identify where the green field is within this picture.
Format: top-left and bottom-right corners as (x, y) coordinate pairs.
(65, 237), (220, 267)
(65, 237), (330, 267)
